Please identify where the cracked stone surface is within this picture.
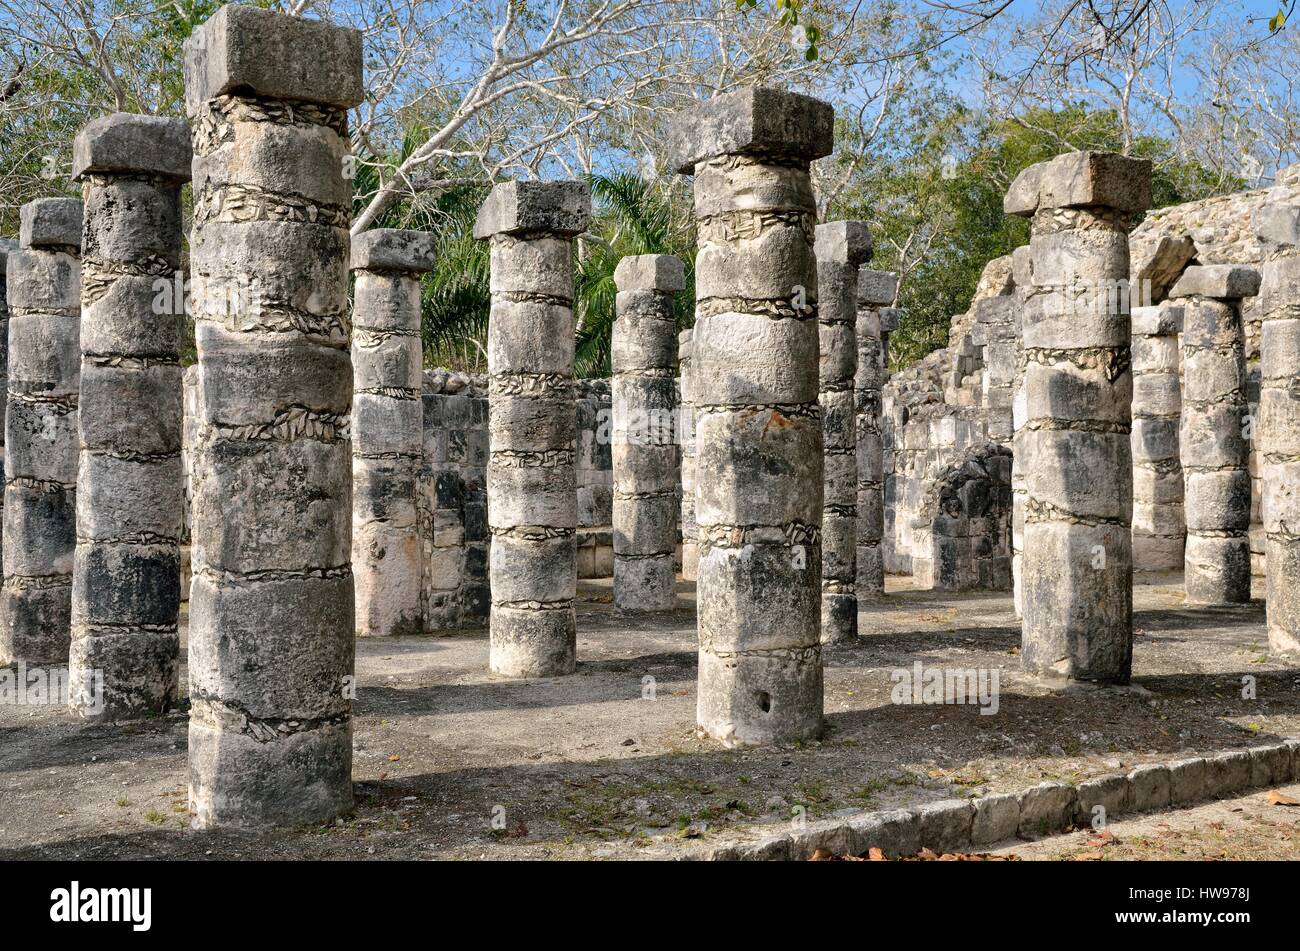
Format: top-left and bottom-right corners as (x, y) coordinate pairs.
(475, 179), (591, 678)
(1007, 151), (1151, 684)
(672, 86), (830, 747)
(69, 113), (191, 720)
(1, 197), (83, 667)
(183, 5), (362, 829)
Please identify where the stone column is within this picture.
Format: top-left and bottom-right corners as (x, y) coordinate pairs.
(1259, 248), (1300, 653)
(856, 268), (896, 602)
(184, 4), (362, 828)
(612, 253), (683, 611)
(0, 237), (15, 581)
(473, 180), (590, 678)
(1004, 151), (1150, 683)
(350, 229), (435, 638)
(1, 198), (82, 667)
(69, 114), (190, 718)
(815, 222), (872, 643)
(1130, 302), (1186, 572)
(1010, 244), (1034, 619)
(678, 327), (698, 581)
(669, 86), (830, 747)
(1171, 265), (1260, 605)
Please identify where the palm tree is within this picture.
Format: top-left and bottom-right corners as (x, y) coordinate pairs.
(574, 171), (694, 377)
(351, 140), (695, 376)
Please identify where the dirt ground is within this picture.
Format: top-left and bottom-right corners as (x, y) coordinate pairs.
(2, 573), (1297, 860)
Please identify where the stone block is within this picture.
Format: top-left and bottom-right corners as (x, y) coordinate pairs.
(473, 180), (591, 239)
(72, 112), (192, 181)
(19, 198), (82, 250)
(667, 86), (833, 173)
(1169, 265), (1262, 301)
(613, 253), (685, 292)
(1127, 763), (1171, 811)
(970, 792), (1020, 845)
(1018, 781), (1078, 837)
(814, 221), (872, 267)
(857, 268), (897, 306)
(184, 4), (364, 110)
(351, 228), (436, 273)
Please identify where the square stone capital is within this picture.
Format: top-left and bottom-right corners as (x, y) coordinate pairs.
(667, 86), (833, 174)
(473, 180), (591, 240)
(1131, 303), (1184, 336)
(1004, 151), (1152, 216)
(614, 253), (685, 292)
(351, 228), (436, 273)
(815, 221), (872, 267)
(73, 113), (192, 182)
(20, 198), (83, 250)
(857, 268), (898, 306)
(184, 4), (364, 111)
(1168, 264), (1261, 301)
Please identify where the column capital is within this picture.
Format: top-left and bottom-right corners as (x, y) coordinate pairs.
(1004, 151), (1152, 217)
(73, 113), (192, 182)
(614, 253), (685, 292)
(19, 198), (83, 250)
(350, 228), (436, 273)
(667, 86), (833, 175)
(183, 3), (363, 110)
(473, 180), (590, 240)
(815, 221), (872, 267)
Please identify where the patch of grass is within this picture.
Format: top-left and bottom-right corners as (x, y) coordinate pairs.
(143, 809), (166, 824)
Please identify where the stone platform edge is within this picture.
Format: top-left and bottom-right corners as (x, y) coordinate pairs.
(703, 739), (1300, 860)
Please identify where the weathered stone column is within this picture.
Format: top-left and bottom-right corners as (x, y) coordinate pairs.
(0, 237), (15, 579)
(1130, 302), (1186, 572)
(669, 87), (830, 746)
(1010, 244), (1034, 619)
(350, 229), (435, 638)
(1171, 265), (1260, 605)
(184, 4), (362, 827)
(69, 114), (190, 718)
(1259, 246), (1300, 652)
(816, 222), (872, 643)
(612, 253), (683, 611)
(856, 268), (896, 602)
(1, 199), (82, 666)
(473, 180), (590, 677)
(1005, 151), (1150, 683)
(678, 327), (698, 581)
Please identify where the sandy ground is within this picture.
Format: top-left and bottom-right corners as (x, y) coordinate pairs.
(1, 573), (1297, 860)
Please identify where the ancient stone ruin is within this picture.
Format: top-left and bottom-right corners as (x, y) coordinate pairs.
(474, 179), (591, 678)
(2, 197), (82, 668)
(69, 113), (191, 719)
(815, 221), (872, 642)
(670, 86), (830, 747)
(183, 4), (362, 827)
(4, 3), (1300, 850)
(351, 229), (436, 638)
(612, 253), (683, 612)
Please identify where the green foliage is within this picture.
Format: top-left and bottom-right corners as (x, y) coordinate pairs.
(574, 172), (694, 377)
(833, 103), (1240, 369)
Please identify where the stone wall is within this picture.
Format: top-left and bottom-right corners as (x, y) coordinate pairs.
(881, 257), (1019, 589)
(1129, 163), (1300, 574)
(575, 378), (614, 577)
(419, 370), (489, 630)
